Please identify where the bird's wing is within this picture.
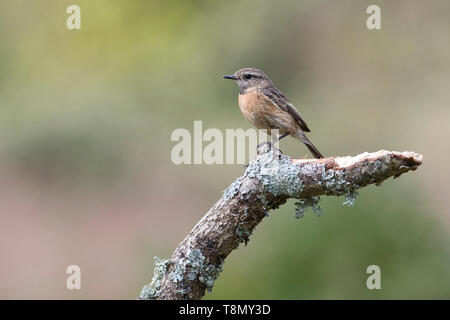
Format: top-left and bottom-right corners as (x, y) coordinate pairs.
(262, 86), (311, 132)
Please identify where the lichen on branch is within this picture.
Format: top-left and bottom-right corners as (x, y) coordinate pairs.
(139, 148), (423, 300)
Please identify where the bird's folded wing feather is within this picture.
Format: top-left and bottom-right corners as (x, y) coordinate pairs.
(262, 86), (311, 132)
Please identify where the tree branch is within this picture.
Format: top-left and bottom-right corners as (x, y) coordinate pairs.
(139, 147), (423, 300)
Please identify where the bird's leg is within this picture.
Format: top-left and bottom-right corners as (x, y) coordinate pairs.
(256, 132), (289, 154)
(257, 141), (271, 149)
(270, 132), (289, 153)
(276, 132), (290, 142)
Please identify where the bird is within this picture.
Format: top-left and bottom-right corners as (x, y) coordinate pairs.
(223, 67), (323, 159)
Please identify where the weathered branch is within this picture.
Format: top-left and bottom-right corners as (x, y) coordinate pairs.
(139, 147), (423, 300)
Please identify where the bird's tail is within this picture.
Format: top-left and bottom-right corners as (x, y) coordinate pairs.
(293, 129), (324, 159)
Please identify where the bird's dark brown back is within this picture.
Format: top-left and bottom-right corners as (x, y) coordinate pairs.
(261, 86), (311, 132)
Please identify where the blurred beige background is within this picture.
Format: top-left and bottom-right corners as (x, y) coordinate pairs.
(0, 0), (449, 299)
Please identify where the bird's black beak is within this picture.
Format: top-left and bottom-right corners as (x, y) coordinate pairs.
(223, 75), (237, 80)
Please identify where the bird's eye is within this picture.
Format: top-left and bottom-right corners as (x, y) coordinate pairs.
(244, 74), (253, 80)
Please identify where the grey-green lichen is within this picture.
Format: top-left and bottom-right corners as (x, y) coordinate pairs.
(294, 196), (323, 218)
(139, 256), (170, 299)
(170, 257), (187, 283)
(343, 189), (359, 207)
(321, 168), (355, 194)
(186, 249), (205, 281)
(244, 150), (304, 214)
(199, 263), (223, 290)
(243, 148), (364, 218)
(320, 167), (361, 207)
(168, 249), (223, 294)
(222, 177), (242, 200)
(258, 151), (303, 197)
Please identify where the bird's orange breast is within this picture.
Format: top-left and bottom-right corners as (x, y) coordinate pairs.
(238, 89), (295, 132)
(239, 90), (273, 127)
(238, 89), (264, 116)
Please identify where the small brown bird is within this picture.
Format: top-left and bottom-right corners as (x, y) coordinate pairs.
(223, 68), (323, 159)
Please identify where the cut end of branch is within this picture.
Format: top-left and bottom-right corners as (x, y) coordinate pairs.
(293, 150), (422, 168)
(292, 150), (423, 179)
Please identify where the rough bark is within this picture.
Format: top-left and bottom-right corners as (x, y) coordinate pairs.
(139, 147), (423, 300)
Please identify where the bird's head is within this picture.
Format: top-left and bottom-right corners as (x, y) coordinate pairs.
(223, 68), (273, 93)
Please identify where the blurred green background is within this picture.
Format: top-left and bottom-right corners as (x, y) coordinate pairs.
(0, 0), (449, 299)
